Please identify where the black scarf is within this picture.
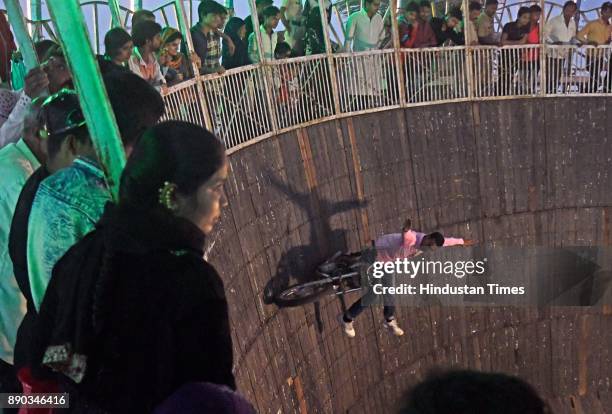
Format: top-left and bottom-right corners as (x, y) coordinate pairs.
(31, 202), (206, 383)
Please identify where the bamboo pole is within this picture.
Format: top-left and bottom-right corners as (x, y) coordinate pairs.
(173, 0), (215, 131)
(46, 0), (126, 200)
(248, 0), (279, 132)
(539, 0), (546, 95)
(463, 0), (475, 98)
(319, 0), (343, 114)
(108, 0), (123, 28)
(5, 0), (38, 70)
(389, 0), (407, 106)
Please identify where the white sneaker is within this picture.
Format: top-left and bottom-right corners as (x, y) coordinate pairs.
(383, 319), (404, 337)
(338, 314), (356, 338)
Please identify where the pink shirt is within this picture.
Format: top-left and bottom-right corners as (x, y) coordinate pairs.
(375, 231), (464, 262)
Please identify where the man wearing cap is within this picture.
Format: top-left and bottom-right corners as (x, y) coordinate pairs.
(476, 0), (500, 45)
(25, 73), (164, 315)
(0, 98), (45, 399)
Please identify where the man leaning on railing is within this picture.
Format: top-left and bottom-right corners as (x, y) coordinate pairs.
(576, 2), (612, 93)
(543, 1), (578, 93)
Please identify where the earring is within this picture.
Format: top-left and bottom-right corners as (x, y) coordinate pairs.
(158, 181), (178, 211)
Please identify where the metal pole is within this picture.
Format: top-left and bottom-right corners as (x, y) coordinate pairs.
(539, 0), (546, 95)
(248, 0), (279, 132)
(463, 0), (475, 98)
(319, 0), (343, 114)
(5, 0), (38, 70)
(46, 0), (126, 201)
(173, 0), (214, 131)
(389, 0), (407, 106)
(108, 0), (123, 28)
(27, 0), (42, 37)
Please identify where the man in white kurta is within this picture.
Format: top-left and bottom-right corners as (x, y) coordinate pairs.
(343, 0), (386, 100)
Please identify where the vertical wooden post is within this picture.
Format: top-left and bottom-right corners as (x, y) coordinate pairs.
(108, 0), (123, 28)
(389, 0), (407, 107)
(539, 0), (546, 95)
(463, 0), (475, 99)
(173, 0), (214, 131)
(248, 0), (279, 132)
(46, 0), (126, 200)
(319, 0), (343, 115)
(5, 0), (38, 70)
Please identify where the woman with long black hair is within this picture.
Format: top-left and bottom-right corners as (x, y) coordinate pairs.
(30, 121), (235, 413)
(222, 17), (251, 70)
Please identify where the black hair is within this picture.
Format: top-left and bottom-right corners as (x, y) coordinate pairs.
(163, 30), (183, 45)
(131, 9), (155, 28)
(602, 2), (612, 12)
(103, 71), (165, 149)
(562, 1), (577, 10)
(517, 6), (531, 17)
(256, 0), (274, 7)
(469, 1), (482, 12)
(262, 5), (281, 19)
(529, 4), (542, 13)
(406, 2), (419, 13)
(42, 44), (65, 63)
(398, 370), (548, 414)
(104, 28), (132, 58)
(198, 0), (227, 20)
(425, 231), (445, 246)
(274, 42), (292, 59)
(119, 121), (226, 209)
(485, 0), (498, 6)
(224, 17), (245, 43)
(448, 7), (463, 20)
(39, 90), (88, 159)
(402, 219), (412, 233)
(34, 40), (57, 61)
(46, 125), (88, 159)
(131, 20), (162, 47)
(419, 0), (431, 9)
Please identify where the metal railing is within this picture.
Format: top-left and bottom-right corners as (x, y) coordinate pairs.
(161, 44), (611, 152)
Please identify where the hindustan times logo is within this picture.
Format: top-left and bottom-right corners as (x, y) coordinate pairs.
(370, 257), (487, 279)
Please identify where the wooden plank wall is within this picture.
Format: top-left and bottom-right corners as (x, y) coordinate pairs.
(206, 97), (612, 413)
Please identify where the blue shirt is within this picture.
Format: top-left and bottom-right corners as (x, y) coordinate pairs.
(0, 139), (40, 363)
(27, 157), (111, 311)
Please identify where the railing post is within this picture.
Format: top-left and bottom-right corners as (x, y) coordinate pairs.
(5, 0), (38, 70)
(108, 0), (123, 28)
(389, 0), (407, 107)
(463, 0), (475, 99)
(319, 0), (343, 115)
(539, 0), (546, 96)
(248, 0), (279, 132)
(173, 0), (214, 131)
(46, 0), (126, 201)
